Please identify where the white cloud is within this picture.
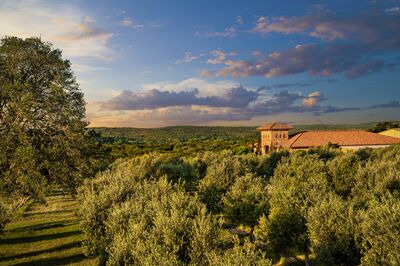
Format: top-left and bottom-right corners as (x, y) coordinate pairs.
(120, 18), (133, 26)
(0, 0), (115, 61)
(195, 27), (237, 38)
(303, 91), (326, 107)
(236, 16), (244, 25)
(141, 77), (240, 96)
(207, 50), (237, 64)
(87, 104), (246, 127)
(385, 6), (400, 14)
(175, 52), (202, 64)
(120, 17), (144, 29)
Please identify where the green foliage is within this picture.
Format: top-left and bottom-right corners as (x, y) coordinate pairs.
(76, 146), (400, 265)
(352, 148), (400, 205)
(93, 122), (376, 160)
(103, 178), (214, 265)
(0, 199), (10, 231)
(222, 174), (268, 227)
(198, 153), (250, 213)
(326, 152), (361, 198)
(256, 150), (290, 181)
(268, 154), (330, 215)
(3, 146), (45, 198)
(0, 192), (98, 265)
(265, 207), (309, 258)
(207, 238), (272, 266)
(0, 36), (107, 198)
(308, 193), (360, 266)
(253, 214), (269, 243)
(306, 145), (341, 162)
(265, 153), (330, 260)
(369, 121), (400, 133)
(358, 194), (400, 265)
(76, 163), (140, 256)
(233, 145), (250, 155)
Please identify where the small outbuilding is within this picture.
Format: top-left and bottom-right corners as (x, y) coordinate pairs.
(379, 128), (400, 138)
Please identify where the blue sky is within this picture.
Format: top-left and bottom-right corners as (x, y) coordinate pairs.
(1, 0), (400, 127)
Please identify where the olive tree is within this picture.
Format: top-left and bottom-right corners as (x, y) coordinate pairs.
(222, 173), (268, 227)
(358, 194), (400, 265)
(308, 193), (360, 266)
(265, 153), (331, 264)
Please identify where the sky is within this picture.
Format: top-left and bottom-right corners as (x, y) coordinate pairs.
(1, 0), (400, 127)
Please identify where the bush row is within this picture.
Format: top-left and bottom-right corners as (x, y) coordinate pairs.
(77, 146), (400, 265)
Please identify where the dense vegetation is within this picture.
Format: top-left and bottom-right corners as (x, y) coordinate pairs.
(369, 121), (400, 133)
(77, 146), (400, 265)
(0, 37), (107, 235)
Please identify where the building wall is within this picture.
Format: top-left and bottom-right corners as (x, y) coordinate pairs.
(290, 144), (393, 151)
(340, 144), (392, 150)
(260, 129), (289, 154)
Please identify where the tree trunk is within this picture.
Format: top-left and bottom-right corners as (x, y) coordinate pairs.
(304, 249), (310, 266)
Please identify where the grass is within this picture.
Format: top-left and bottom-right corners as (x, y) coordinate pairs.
(0, 192), (98, 266)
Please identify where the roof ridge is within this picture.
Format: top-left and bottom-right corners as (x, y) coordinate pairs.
(289, 130), (400, 148)
(308, 129), (366, 132)
(289, 132), (303, 148)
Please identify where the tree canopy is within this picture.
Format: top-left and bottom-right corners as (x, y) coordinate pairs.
(0, 36), (101, 198)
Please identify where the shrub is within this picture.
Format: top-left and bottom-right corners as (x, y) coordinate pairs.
(327, 152), (361, 198)
(198, 154), (251, 213)
(358, 194), (400, 265)
(222, 174), (268, 227)
(0, 199), (10, 231)
(308, 193), (360, 266)
(207, 237), (272, 266)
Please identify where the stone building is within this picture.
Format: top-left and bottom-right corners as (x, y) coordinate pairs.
(257, 122), (293, 155)
(257, 122), (400, 155)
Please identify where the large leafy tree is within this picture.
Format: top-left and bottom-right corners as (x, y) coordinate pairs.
(0, 36), (98, 198)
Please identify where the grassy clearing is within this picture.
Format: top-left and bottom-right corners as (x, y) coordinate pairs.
(0, 192), (98, 266)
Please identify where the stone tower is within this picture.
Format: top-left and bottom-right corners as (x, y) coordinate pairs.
(257, 122), (293, 155)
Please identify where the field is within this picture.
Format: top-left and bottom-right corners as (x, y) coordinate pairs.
(0, 192), (97, 266)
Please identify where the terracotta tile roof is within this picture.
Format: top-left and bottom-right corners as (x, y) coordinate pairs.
(257, 121), (293, 131)
(286, 130), (400, 148)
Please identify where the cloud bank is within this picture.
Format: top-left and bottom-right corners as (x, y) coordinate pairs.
(202, 10), (400, 79)
(91, 74), (400, 127)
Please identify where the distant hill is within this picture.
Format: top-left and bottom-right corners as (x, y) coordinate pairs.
(93, 122), (380, 142)
(290, 122), (377, 134)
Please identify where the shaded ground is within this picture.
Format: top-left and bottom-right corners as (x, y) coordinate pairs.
(0, 193), (98, 266)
